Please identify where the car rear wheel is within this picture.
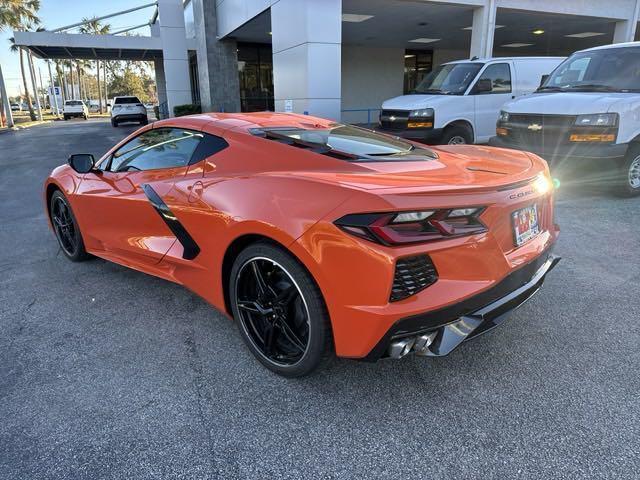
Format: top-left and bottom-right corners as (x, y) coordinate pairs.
(49, 191), (91, 262)
(229, 242), (331, 377)
(617, 145), (640, 197)
(441, 124), (473, 145)
(111, 119), (118, 127)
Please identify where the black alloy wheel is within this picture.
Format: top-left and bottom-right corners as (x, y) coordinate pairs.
(230, 243), (331, 377)
(50, 191), (90, 262)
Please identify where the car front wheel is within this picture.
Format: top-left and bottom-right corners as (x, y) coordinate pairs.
(617, 145), (640, 197)
(229, 242), (332, 377)
(441, 124), (473, 145)
(49, 191), (91, 262)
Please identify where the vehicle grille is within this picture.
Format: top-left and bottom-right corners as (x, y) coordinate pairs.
(507, 114), (576, 151)
(390, 255), (438, 302)
(379, 110), (410, 131)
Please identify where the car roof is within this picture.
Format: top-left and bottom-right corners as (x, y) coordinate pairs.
(156, 112), (336, 134)
(446, 56), (565, 65)
(577, 40), (640, 53)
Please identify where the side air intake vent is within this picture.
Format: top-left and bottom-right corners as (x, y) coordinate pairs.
(390, 255), (438, 302)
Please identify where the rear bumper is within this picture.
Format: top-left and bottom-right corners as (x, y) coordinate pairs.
(376, 126), (443, 143)
(113, 113), (147, 122)
(488, 136), (628, 164)
(364, 251), (560, 361)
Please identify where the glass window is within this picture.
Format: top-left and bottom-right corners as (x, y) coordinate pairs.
(114, 97), (142, 104)
(108, 128), (203, 172)
(475, 63), (512, 93)
(404, 50), (434, 94)
(258, 125), (425, 159)
(413, 63), (483, 95)
(238, 43), (274, 112)
(543, 47), (640, 92)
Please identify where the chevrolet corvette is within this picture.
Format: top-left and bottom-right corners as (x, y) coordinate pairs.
(44, 112), (560, 376)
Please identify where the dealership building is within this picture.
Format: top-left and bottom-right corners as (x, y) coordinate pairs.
(13, 0), (640, 122)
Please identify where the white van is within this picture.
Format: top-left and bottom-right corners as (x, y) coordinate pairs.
(378, 57), (564, 145)
(490, 42), (640, 196)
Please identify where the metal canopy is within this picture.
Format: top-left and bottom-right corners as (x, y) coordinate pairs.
(12, 31), (167, 61)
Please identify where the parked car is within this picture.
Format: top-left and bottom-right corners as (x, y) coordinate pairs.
(63, 100), (88, 120)
(490, 42), (640, 196)
(44, 112), (559, 377)
(10, 103), (21, 112)
(378, 56), (564, 145)
(110, 96), (148, 127)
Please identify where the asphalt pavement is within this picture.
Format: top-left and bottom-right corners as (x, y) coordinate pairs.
(0, 118), (638, 479)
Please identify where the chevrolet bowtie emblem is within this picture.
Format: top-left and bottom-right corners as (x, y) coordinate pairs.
(389, 116), (397, 121)
(527, 123), (543, 131)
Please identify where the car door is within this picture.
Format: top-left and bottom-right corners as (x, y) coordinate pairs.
(472, 62), (514, 142)
(74, 127), (206, 267)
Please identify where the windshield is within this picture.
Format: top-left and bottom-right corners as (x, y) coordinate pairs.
(259, 124), (434, 160)
(413, 63), (483, 95)
(65, 100), (83, 106)
(540, 46), (640, 92)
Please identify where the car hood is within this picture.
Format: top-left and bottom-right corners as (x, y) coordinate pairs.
(280, 145), (538, 192)
(381, 94), (459, 110)
(503, 91), (639, 115)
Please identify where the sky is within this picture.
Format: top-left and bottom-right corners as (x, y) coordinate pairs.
(0, 0), (155, 96)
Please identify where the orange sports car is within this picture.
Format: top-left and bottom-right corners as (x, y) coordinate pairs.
(44, 112), (560, 377)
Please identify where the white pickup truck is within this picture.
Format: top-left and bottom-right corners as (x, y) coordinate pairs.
(63, 100), (89, 120)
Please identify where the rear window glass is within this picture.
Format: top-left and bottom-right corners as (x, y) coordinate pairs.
(254, 124), (437, 161)
(65, 100), (83, 106)
(114, 97), (141, 104)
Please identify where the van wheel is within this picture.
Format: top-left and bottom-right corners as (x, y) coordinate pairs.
(617, 145), (640, 197)
(441, 125), (473, 145)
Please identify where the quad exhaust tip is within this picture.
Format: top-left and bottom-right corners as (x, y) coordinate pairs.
(387, 332), (437, 359)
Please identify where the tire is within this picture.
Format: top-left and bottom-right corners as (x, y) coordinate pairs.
(63, 115), (68, 121)
(140, 116), (148, 125)
(617, 145), (640, 197)
(83, 114), (88, 120)
(49, 191), (91, 262)
(441, 124), (473, 145)
(111, 119), (118, 127)
(229, 242), (332, 377)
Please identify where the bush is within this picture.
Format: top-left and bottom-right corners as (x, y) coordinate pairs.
(173, 104), (202, 117)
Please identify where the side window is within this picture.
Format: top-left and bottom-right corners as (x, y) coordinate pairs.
(108, 128), (203, 172)
(476, 63), (512, 93)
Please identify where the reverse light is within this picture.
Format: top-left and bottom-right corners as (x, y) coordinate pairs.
(335, 208), (487, 245)
(533, 174), (553, 195)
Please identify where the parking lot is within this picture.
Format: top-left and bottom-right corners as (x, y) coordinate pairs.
(0, 119), (639, 479)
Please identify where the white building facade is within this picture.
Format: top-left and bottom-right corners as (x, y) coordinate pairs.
(14, 0), (640, 121)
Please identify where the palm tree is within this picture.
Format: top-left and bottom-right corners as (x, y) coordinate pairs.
(3, 1), (40, 120)
(0, 0), (40, 31)
(8, 37), (35, 120)
(79, 18), (110, 113)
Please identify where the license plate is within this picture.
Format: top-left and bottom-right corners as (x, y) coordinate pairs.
(512, 204), (540, 246)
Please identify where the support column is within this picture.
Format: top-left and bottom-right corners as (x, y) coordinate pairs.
(154, 58), (168, 118)
(613, 0), (640, 43)
(0, 64), (15, 127)
(26, 50), (43, 121)
(470, 0), (497, 59)
(157, 0), (192, 116)
(271, 0), (342, 120)
(192, 0), (240, 112)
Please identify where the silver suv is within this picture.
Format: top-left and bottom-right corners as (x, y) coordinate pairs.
(110, 96), (148, 127)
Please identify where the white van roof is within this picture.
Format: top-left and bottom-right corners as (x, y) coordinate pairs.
(445, 56), (565, 65)
(577, 41), (640, 54)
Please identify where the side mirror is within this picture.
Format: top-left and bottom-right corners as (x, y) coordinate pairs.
(68, 154), (95, 174)
(472, 78), (493, 94)
(540, 74), (549, 87)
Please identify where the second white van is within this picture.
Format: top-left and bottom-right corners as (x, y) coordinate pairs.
(378, 56), (564, 145)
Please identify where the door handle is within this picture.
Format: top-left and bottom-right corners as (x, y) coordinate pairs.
(187, 181), (204, 203)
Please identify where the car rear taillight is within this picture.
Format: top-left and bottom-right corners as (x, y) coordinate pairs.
(335, 208), (487, 245)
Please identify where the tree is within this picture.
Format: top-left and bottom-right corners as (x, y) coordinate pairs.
(8, 37), (35, 120)
(79, 18), (110, 113)
(3, 1), (40, 120)
(0, 0), (40, 31)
